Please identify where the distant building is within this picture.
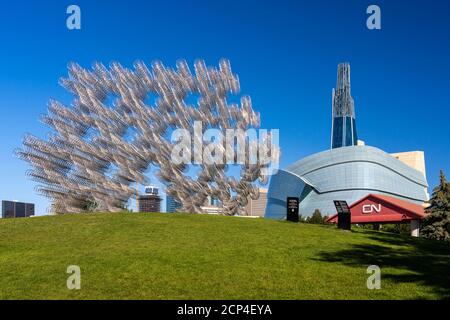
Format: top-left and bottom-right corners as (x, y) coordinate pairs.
(200, 205), (223, 214)
(166, 195), (182, 213)
(244, 188), (268, 217)
(2, 200), (35, 218)
(138, 195), (162, 212)
(199, 195), (223, 214)
(206, 196), (220, 207)
(144, 186), (158, 195)
(138, 186), (162, 213)
(391, 151), (426, 178)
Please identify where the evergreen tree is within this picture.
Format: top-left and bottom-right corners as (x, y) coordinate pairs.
(306, 209), (326, 224)
(421, 170), (450, 241)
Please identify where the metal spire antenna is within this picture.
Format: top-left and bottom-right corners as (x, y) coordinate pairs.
(331, 63), (358, 149)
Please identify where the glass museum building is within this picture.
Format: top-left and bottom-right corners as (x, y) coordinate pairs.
(264, 63), (429, 219)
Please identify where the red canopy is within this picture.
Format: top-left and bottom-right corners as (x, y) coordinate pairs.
(326, 194), (426, 224)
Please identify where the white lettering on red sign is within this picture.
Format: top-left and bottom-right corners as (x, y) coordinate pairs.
(362, 204), (381, 214)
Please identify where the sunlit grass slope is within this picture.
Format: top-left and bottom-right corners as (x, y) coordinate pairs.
(1, 212), (449, 299)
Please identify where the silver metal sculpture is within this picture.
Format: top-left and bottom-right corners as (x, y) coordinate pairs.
(17, 59), (276, 215)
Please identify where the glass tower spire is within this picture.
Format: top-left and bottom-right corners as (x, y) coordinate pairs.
(331, 63), (358, 149)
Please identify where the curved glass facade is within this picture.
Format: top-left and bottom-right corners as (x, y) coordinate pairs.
(265, 145), (429, 219)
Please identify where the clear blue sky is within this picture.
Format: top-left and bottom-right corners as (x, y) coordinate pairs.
(0, 0), (449, 215)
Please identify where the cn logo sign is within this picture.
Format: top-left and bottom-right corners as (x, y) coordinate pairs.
(362, 204), (381, 214)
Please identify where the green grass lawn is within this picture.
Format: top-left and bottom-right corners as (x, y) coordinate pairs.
(1, 212), (450, 299)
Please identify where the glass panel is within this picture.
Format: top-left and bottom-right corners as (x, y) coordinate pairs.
(332, 117), (344, 148)
(345, 116), (353, 146)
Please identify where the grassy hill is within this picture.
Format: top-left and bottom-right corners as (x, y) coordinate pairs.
(1, 212), (450, 300)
